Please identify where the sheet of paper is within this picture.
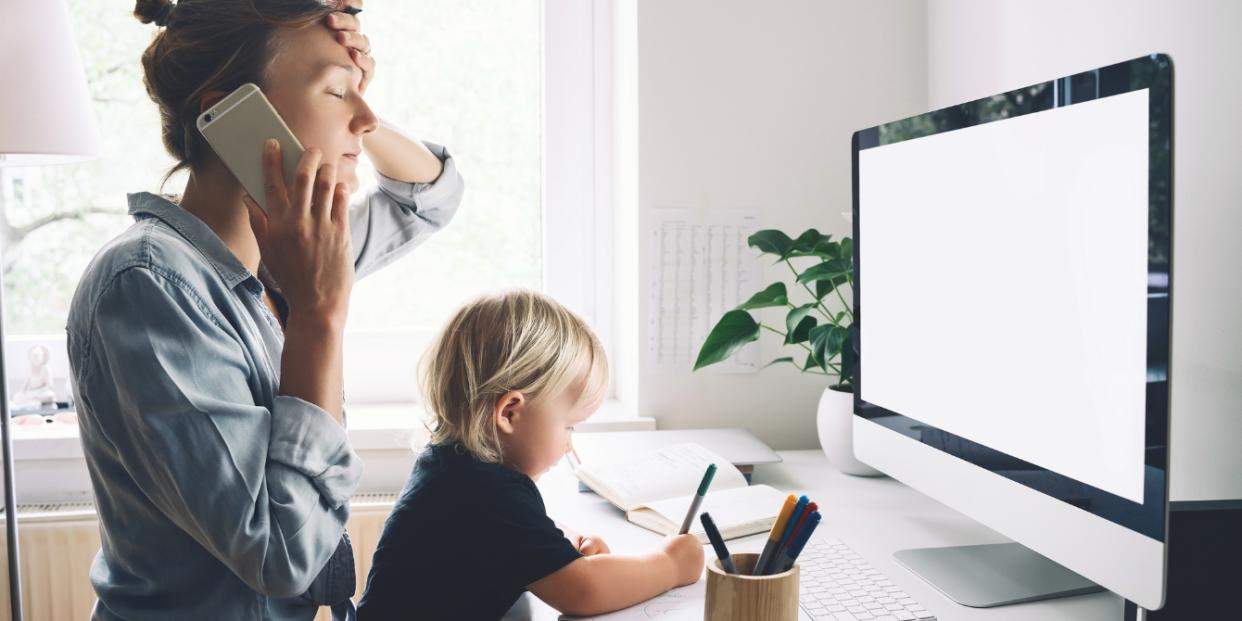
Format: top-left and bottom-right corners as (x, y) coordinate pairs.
(560, 579), (705, 620)
(579, 443), (747, 510)
(646, 207), (762, 373)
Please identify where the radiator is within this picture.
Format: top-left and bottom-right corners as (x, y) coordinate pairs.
(0, 495), (398, 621)
(0, 502), (99, 621)
(314, 493), (398, 621)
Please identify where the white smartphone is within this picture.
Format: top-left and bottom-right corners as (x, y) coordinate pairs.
(196, 82), (303, 213)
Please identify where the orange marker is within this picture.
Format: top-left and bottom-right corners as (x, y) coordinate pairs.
(753, 494), (798, 575)
(774, 501), (818, 567)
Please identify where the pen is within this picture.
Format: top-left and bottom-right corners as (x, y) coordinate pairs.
(777, 511), (821, 573)
(678, 463), (717, 534)
(754, 494), (800, 576)
(760, 496), (809, 573)
(700, 512), (737, 574)
(773, 501), (817, 566)
(760, 491), (809, 573)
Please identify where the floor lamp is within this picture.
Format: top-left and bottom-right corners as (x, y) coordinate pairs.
(0, 1), (102, 618)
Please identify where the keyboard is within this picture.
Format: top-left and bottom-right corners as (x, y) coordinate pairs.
(797, 538), (936, 621)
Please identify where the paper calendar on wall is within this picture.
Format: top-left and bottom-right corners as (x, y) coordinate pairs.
(646, 207), (762, 374)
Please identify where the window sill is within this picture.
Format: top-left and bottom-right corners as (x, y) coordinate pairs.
(4, 399), (652, 503)
(9, 399), (651, 455)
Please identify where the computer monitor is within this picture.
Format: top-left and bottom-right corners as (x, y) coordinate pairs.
(850, 53), (1172, 612)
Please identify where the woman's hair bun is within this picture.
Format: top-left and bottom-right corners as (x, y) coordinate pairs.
(134, 0), (176, 27)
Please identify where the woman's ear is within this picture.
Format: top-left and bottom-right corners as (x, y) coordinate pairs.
(198, 89), (229, 115)
(493, 390), (526, 436)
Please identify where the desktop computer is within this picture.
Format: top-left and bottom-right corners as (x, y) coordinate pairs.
(850, 53), (1173, 614)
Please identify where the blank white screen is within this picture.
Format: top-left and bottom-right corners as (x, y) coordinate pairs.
(859, 89), (1149, 503)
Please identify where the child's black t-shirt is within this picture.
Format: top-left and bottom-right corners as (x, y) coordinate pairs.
(357, 442), (582, 620)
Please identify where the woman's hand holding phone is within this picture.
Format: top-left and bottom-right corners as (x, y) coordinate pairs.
(245, 139), (353, 326)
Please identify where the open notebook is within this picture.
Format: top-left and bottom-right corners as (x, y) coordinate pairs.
(571, 443), (785, 543)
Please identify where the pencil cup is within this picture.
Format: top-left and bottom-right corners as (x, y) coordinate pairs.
(704, 553), (799, 621)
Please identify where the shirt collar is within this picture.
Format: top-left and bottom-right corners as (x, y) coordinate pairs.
(127, 192), (259, 291)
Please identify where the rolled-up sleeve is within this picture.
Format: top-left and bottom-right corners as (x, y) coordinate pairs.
(350, 140), (464, 280)
(84, 266), (362, 598)
(268, 395), (359, 508)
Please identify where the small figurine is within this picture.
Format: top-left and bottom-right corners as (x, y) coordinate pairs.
(14, 344), (57, 407)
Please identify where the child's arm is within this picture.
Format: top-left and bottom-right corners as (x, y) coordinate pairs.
(528, 533), (704, 617)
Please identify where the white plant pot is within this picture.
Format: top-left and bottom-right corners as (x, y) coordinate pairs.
(816, 385), (883, 477)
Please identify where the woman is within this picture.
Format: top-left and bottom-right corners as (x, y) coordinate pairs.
(65, 0), (463, 619)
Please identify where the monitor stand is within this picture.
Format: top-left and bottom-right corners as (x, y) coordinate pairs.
(894, 542), (1105, 607)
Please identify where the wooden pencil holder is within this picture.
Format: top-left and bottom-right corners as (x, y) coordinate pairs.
(704, 552), (800, 621)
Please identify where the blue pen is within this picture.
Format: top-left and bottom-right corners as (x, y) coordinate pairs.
(700, 512), (737, 574)
(757, 495), (808, 575)
(773, 501), (817, 563)
(764, 496), (808, 574)
(777, 511), (821, 573)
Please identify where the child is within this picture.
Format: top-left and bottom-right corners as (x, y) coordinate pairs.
(357, 290), (704, 620)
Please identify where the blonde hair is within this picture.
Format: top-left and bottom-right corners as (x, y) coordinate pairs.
(420, 289), (609, 463)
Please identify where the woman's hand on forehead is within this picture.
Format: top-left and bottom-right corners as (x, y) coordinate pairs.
(324, 1), (374, 94)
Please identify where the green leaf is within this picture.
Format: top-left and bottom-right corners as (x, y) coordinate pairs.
(809, 324), (849, 363)
(808, 325), (828, 367)
(786, 303), (817, 325)
(783, 303), (817, 344)
(816, 276), (846, 301)
(785, 229), (831, 258)
(812, 240), (841, 260)
(803, 351), (825, 373)
(785, 315), (816, 345)
(839, 330), (857, 387)
(748, 230), (794, 257)
(763, 357), (797, 370)
(825, 324), (849, 358)
(736, 282), (788, 310)
(797, 260), (851, 285)
(693, 310), (760, 370)
(839, 237), (854, 262)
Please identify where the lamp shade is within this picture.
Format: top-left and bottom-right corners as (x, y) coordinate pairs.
(0, 0), (102, 166)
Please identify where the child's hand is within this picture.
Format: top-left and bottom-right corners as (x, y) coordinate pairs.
(576, 535), (611, 556)
(559, 523), (609, 555)
(661, 534), (705, 586)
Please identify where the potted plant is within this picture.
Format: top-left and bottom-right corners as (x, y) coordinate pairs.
(693, 228), (881, 476)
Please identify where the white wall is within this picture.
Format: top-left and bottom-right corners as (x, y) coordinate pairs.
(927, 0), (1242, 502)
(636, 1), (928, 449)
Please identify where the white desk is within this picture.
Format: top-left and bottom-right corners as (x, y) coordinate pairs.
(507, 450), (1125, 621)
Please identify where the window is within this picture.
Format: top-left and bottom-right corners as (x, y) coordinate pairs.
(3, 0), (624, 416)
(345, 0), (543, 333)
(341, 0), (546, 403)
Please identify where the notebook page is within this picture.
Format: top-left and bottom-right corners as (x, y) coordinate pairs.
(641, 484), (786, 537)
(575, 443), (747, 510)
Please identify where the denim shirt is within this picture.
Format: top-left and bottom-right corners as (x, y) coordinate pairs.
(66, 142), (463, 620)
